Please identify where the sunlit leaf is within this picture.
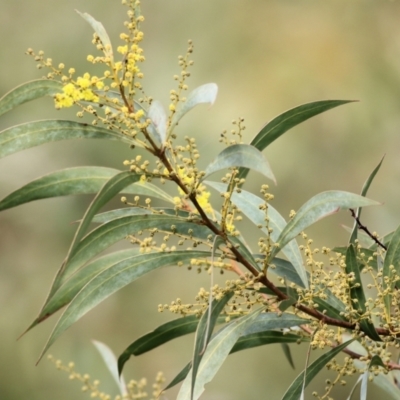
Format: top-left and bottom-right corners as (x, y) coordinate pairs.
(206, 181), (307, 288)
(350, 156), (384, 244)
(76, 11), (113, 58)
(171, 83), (218, 130)
(237, 100), (355, 181)
(281, 339), (355, 400)
(269, 191), (380, 261)
(93, 340), (127, 396)
(177, 307), (263, 400)
(383, 223), (400, 319)
(38, 250), (210, 362)
(0, 120), (131, 159)
(148, 100), (167, 143)
(203, 144), (275, 183)
(0, 79), (62, 117)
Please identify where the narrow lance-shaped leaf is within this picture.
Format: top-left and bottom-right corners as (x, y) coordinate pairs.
(93, 340), (128, 396)
(0, 120), (131, 159)
(202, 144), (275, 183)
(345, 245), (381, 341)
(191, 290), (233, 400)
(76, 11), (113, 59)
(59, 214), (214, 285)
(350, 156), (384, 244)
(38, 250), (210, 362)
(177, 307), (264, 400)
(0, 79), (62, 117)
(205, 181), (307, 288)
(0, 167), (173, 212)
(147, 100), (167, 144)
(382, 223), (400, 320)
(281, 339), (356, 400)
(237, 100), (355, 181)
(269, 191), (380, 261)
(169, 83), (218, 133)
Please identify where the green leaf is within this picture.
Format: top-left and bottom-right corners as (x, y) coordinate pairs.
(148, 100), (167, 143)
(93, 340), (127, 396)
(190, 291), (233, 399)
(231, 331), (305, 354)
(237, 100), (355, 181)
(350, 156), (384, 244)
(382, 223), (400, 319)
(333, 246), (377, 271)
(34, 249), (141, 326)
(0, 79), (62, 117)
(38, 250), (210, 362)
(205, 181), (307, 288)
(281, 339), (356, 400)
(269, 191), (380, 261)
(170, 83), (218, 131)
(202, 144), (275, 183)
(76, 11), (113, 58)
(269, 257), (307, 289)
(281, 343), (296, 369)
(62, 214), (214, 282)
(0, 120), (131, 159)
(177, 307), (263, 400)
(345, 245), (381, 341)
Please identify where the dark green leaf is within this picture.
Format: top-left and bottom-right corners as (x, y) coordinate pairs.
(333, 246), (377, 271)
(350, 156), (384, 244)
(281, 339), (355, 400)
(0, 79), (62, 117)
(281, 343), (296, 369)
(38, 250), (210, 362)
(203, 144), (275, 183)
(237, 100), (355, 181)
(0, 120), (131, 159)
(383, 223), (400, 318)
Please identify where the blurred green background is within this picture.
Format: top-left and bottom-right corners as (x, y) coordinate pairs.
(1, 1), (400, 399)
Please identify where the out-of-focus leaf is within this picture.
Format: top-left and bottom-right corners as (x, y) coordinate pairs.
(35, 249), (141, 325)
(231, 331), (305, 354)
(205, 181), (307, 288)
(148, 100), (167, 143)
(383, 224), (400, 319)
(164, 363), (192, 392)
(281, 339), (355, 400)
(177, 307), (263, 400)
(0, 79), (62, 117)
(171, 83), (218, 130)
(38, 250), (210, 362)
(93, 340), (127, 396)
(62, 214), (214, 281)
(237, 100), (355, 181)
(0, 120), (131, 159)
(269, 191), (380, 261)
(345, 245), (381, 341)
(76, 11), (113, 58)
(350, 156), (384, 244)
(202, 144), (275, 183)
(190, 291), (233, 399)
(281, 343), (295, 369)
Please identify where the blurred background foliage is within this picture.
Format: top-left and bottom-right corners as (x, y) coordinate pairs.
(1, 1), (400, 399)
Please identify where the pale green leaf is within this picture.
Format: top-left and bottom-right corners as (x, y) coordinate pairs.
(93, 340), (127, 396)
(270, 191), (380, 261)
(38, 250), (210, 362)
(206, 181), (307, 288)
(0, 120), (131, 159)
(76, 11), (113, 58)
(0, 79), (62, 117)
(237, 100), (355, 181)
(148, 100), (167, 143)
(177, 307), (263, 400)
(203, 144), (275, 183)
